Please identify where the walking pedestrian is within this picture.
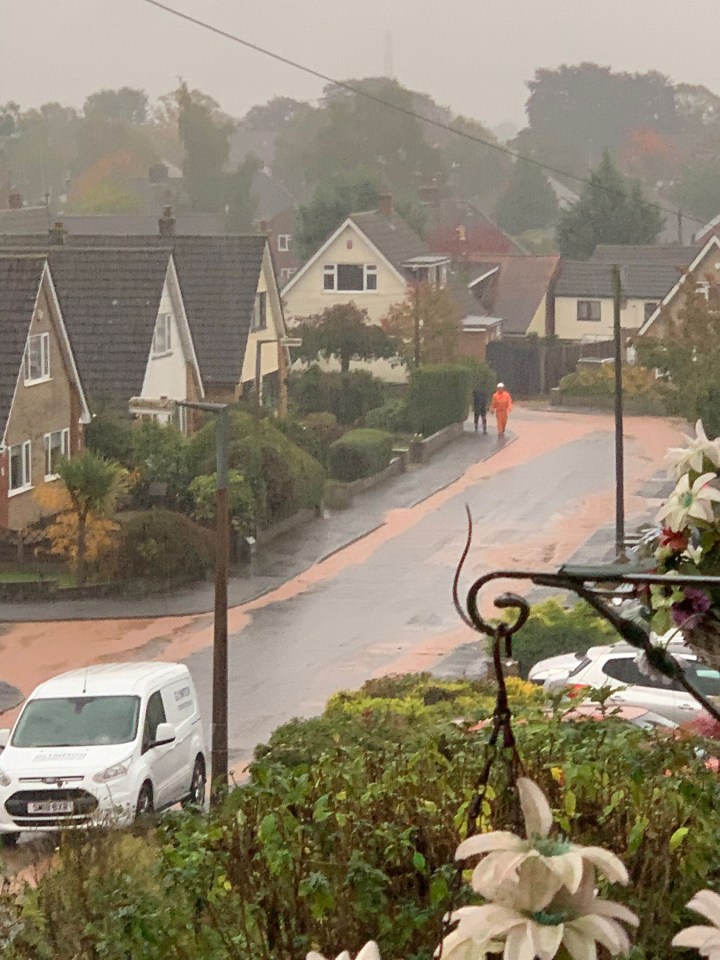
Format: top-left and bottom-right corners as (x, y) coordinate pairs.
(489, 382), (513, 436)
(472, 386), (487, 433)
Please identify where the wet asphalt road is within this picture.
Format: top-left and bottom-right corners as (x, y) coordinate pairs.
(186, 415), (635, 769)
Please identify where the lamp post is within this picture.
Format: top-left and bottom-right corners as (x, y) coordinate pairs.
(611, 265), (625, 560)
(177, 400), (230, 803)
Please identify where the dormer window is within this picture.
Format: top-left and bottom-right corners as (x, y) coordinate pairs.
(152, 313), (172, 356)
(24, 332), (50, 384)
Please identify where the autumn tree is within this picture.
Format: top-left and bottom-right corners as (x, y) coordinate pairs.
(176, 83), (232, 213)
(556, 152), (663, 259)
(293, 303), (396, 373)
(382, 282), (461, 367)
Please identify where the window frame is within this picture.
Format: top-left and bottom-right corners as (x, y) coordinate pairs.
(151, 313), (172, 357)
(322, 263), (378, 293)
(251, 291), (268, 331)
(8, 440), (32, 494)
(644, 301), (659, 323)
(142, 690), (167, 753)
(44, 428), (70, 480)
(24, 332), (50, 384)
(577, 299), (602, 322)
(277, 234), (291, 252)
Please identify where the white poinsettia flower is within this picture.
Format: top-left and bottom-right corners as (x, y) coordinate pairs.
(666, 421), (720, 478)
(656, 472), (720, 532)
(673, 889), (720, 960)
(455, 778), (628, 904)
(307, 943), (380, 960)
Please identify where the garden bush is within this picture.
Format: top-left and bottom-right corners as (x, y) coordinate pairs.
(111, 509), (214, 582)
(327, 428), (394, 482)
(5, 674), (718, 960)
(559, 363), (667, 400)
(290, 366), (385, 424)
(405, 363), (473, 436)
(278, 412), (344, 468)
(189, 470), (255, 535)
(364, 398), (411, 433)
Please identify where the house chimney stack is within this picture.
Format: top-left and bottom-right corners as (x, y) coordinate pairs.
(378, 193), (393, 218)
(259, 219), (269, 233)
(8, 192), (23, 210)
(49, 221), (66, 245)
(159, 205), (176, 237)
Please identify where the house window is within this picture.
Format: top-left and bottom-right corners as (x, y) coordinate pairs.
(152, 313), (172, 356)
(577, 299), (601, 322)
(277, 234), (291, 252)
(24, 332), (50, 383)
(252, 292), (267, 331)
(644, 301), (659, 323)
(280, 267), (297, 283)
(322, 264), (377, 292)
(44, 429), (70, 479)
(9, 441), (32, 493)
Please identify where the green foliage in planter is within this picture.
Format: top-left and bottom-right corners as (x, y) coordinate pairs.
(8, 674), (718, 960)
(289, 366), (385, 424)
(109, 509), (214, 582)
(406, 363), (473, 436)
(189, 470), (255, 534)
(327, 428), (394, 482)
(364, 398), (411, 433)
(502, 597), (618, 677)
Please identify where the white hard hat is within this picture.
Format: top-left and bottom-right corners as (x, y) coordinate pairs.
(497, 382), (504, 388)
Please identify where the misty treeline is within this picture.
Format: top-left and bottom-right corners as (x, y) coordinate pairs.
(2, 64), (720, 245)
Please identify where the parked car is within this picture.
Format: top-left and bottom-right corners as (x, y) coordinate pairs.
(0, 661), (206, 844)
(529, 642), (720, 725)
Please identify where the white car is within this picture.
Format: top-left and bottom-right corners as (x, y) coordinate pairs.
(528, 642), (720, 725)
(0, 661), (206, 844)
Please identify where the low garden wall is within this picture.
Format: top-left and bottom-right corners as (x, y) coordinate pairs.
(0, 572), (201, 603)
(408, 422), (464, 463)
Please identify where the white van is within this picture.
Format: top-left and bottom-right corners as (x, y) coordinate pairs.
(0, 662), (206, 842)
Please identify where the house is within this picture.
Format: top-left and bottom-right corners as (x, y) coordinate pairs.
(463, 255), (561, 338)
(423, 197), (526, 260)
(638, 234), (720, 339)
(1, 217), (289, 409)
(553, 259), (683, 341)
(590, 244), (696, 267)
(0, 255), (91, 530)
(251, 169), (301, 284)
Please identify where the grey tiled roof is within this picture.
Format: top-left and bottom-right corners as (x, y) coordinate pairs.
(555, 260), (682, 299)
(0, 207), (52, 235)
(58, 213), (226, 236)
(590, 244), (695, 266)
(0, 256), (45, 437)
(350, 210), (428, 270)
(0, 234), (267, 387)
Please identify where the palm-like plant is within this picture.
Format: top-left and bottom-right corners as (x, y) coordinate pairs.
(57, 450), (127, 584)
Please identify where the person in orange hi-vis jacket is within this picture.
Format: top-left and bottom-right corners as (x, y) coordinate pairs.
(489, 382), (513, 436)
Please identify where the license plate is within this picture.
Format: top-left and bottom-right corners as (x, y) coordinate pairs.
(27, 800), (73, 814)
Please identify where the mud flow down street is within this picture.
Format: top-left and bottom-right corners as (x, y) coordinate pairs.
(0, 408), (685, 774)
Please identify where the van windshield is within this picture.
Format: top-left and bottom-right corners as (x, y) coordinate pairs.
(12, 696), (141, 748)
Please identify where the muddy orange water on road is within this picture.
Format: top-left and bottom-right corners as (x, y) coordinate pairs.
(0, 412), (685, 724)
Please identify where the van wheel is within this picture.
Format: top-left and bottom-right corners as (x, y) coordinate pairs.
(182, 756), (206, 809)
(0, 833), (18, 848)
(135, 781), (154, 818)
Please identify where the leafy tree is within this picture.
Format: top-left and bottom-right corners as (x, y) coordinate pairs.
(55, 451), (127, 584)
(556, 152), (663, 259)
(176, 82), (232, 213)
(189, 470), (255, 534)
(67, 149), (147, 213)
(437, 114), (511, 207)
(636, 275), (720, 435)
(225, 153), (262, 232)
(383, 282), (461, 366)
(243, 96), (307, 132)
(292, 303), (396, 373)
(495, 160), (559, 234)
(295, 171), (379, 258)
(677, 153), (720, 221)
(83, 87), (149, 126)
(6, 102), (80, 204)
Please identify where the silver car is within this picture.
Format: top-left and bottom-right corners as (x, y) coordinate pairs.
(528, 642), (720, 725)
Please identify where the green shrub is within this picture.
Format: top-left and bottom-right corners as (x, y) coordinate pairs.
(189, 469), (255, 534)
(290, 366), (385, 424)
(406, 363), (473, 436)
(84, 411), (134, 465)
(365, 398), (411, 433)
(278, 412), (344, 467)
(559, 363), (667, 399)
(111, 509), (213, 582)
(323, 478), (354, 510)
(327, 428), (394, 482)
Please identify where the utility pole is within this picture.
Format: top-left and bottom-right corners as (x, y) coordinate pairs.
(612, 265), (625, 560)
(413, 280), (421, 368)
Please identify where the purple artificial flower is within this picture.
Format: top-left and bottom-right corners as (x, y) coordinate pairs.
(671, 588), (712, 628)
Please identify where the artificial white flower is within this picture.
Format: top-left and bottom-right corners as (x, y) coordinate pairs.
(666, 421), (720, 478)
(307, 942), (380, 960)
(436, 927), (501, 960)
(455, 778), (628, 906)
(656, 472), (720, 532)
(672, 889), (720, 960)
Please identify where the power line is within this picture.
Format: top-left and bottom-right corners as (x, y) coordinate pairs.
(139, 0), (704, 230)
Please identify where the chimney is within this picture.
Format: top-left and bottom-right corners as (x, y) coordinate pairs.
(159, 205), (176, 237)
(49, 221), (66, 246)
(378, 193), (393, 218)
(8, 192), (23, 210)
(259, 219), (269, 233)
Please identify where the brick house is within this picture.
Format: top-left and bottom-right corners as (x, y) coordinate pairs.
(0, 256), (90, 530)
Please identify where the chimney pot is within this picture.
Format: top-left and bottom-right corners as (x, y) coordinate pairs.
(159, 205), (176, 237)
(49, 221), (66, 245)
(378, 193), (393, 217)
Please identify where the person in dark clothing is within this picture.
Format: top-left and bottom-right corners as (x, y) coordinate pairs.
(472, 387), (487, 433)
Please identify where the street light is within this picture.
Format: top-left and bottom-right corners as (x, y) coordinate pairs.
(611, 265), (625, 560)
(254, 336), (302, 413)
(176, 399), (230, 803)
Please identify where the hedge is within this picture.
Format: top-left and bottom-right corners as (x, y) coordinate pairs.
(110, 509), (214, 582)
(406, 362), (473, 436)
(290, 366), (385, 424)
(327, 428), (394, 482)
(364, 398), (411, 433)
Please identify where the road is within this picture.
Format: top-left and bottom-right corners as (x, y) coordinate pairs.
(0, 408), (685, 771)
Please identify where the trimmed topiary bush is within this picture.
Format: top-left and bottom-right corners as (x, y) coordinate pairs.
(112, 509), (214, 582)
(406, 363), (473, 436)
(365, 399), (411, 433)
(327, 428), (394, 482)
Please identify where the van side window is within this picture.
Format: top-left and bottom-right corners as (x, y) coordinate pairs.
(142, 691), (167, 752)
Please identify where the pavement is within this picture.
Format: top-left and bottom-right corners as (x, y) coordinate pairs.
(0, 421), (515, 623)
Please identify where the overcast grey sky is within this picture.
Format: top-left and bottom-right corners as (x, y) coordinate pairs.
(4, 0), (720, 129)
